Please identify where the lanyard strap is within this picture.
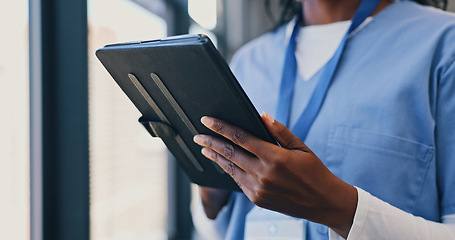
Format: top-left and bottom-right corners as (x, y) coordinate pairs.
(275, 0), (381, 141)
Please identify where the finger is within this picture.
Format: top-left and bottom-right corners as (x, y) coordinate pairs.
(260, 111), (310, 151)
(200, 147), (254, 191)
(194, 134), (259, 172)
(200, 116), (280, 160)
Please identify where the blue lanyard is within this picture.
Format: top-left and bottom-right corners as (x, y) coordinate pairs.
(275, 0), (381, 141)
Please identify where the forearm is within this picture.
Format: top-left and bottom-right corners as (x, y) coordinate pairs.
(329, 187), (455, 240)
(199, 186), (231, 219)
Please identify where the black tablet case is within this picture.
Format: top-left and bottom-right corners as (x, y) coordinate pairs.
(96, 34), (276, 191)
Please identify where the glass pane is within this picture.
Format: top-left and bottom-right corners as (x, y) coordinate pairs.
(88, 0), (168, 239)
(188, 0), (217, 30)
(449, 0), (455, 11)
(0, 1), (30, 239)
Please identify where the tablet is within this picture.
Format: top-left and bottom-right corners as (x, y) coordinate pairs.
(96, 34), (276, 191)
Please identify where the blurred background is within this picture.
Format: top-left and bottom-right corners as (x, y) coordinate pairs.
(1, 0), (454, 240)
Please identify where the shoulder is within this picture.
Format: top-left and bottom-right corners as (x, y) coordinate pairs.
(229, 25), (287, 77)
(407, 2), (455, 77)
(391, 1), (455, 21)
(384, 1), (455, 32)
(376, 1), (455, 36)
(381, 1), (455, 73)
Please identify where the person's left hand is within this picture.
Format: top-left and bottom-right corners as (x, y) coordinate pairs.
(193, 112), (358, 238)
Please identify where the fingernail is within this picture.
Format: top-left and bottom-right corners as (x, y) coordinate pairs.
(201, 148), (212, 159)
(201, 116), (214, 127)
(261, 111), (275, 124)
(193, 135), (203, 144)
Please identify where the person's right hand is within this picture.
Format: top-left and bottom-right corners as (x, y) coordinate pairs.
(194, 113), (357, 238)
(199, 186), (231, 219)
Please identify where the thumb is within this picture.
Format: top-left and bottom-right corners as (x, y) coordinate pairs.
(261, 111), (308, 151)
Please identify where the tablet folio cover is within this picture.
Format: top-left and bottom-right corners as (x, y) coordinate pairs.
(96, 34), (276, 191)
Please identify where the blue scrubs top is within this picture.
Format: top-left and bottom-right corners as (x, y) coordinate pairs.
(208, 1), (455, 239)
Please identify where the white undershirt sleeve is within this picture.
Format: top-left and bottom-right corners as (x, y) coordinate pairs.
(329, 187), (455, 240)
(191, 189), (231, 240)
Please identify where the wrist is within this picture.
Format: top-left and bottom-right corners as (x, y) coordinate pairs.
(199, 186), (231, 219)
(327, 182), (358, 238)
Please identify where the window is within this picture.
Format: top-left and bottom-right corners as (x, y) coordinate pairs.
(0, 1), (30, 239)
(88, 0), (168, 239)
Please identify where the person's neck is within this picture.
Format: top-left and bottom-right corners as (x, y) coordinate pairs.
(302, 0), (392, 26)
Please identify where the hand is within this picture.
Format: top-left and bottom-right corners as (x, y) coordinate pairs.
(193, 112), (358, 238)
